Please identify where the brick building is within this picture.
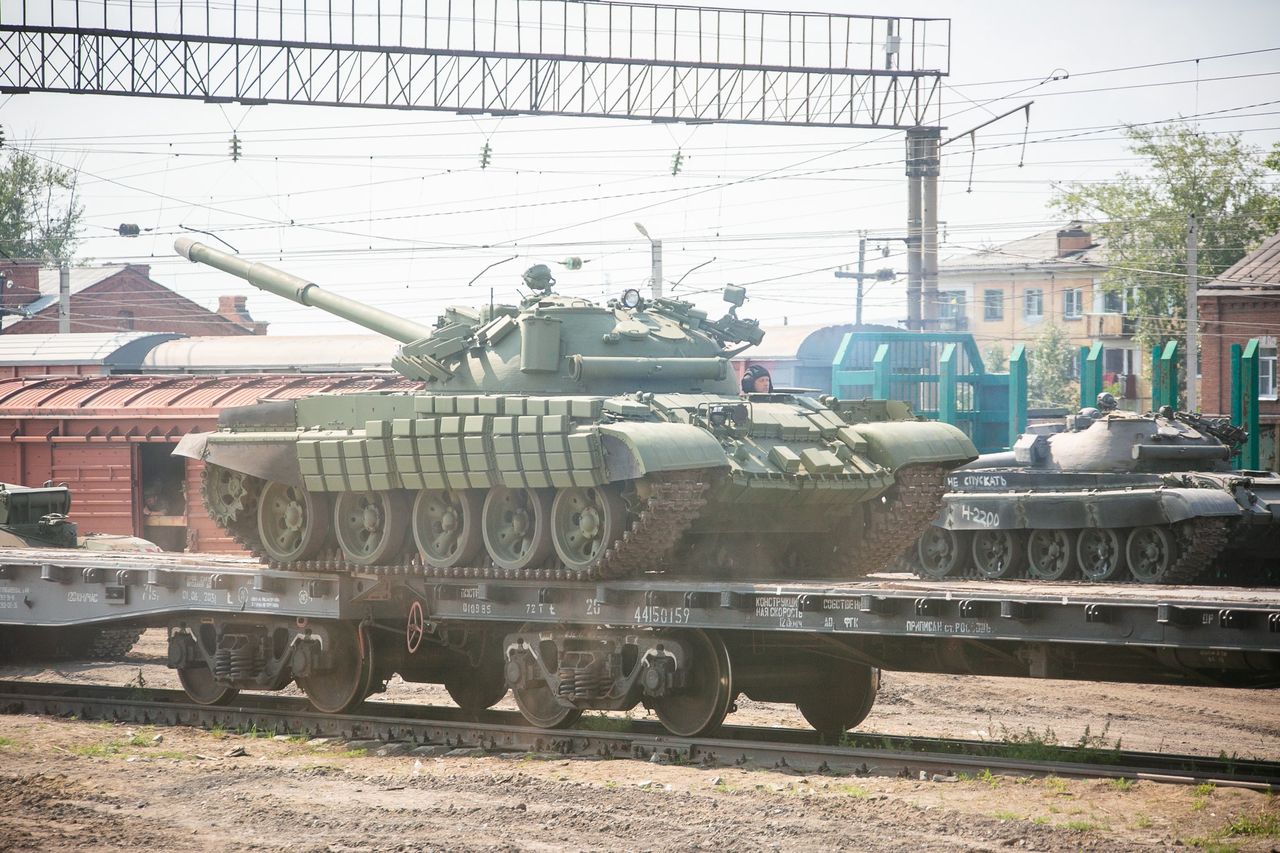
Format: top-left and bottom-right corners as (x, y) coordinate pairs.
(1198, 228), (1280, 467)
(0, 260), (266, 336)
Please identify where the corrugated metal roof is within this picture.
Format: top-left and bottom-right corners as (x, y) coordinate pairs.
(0, 332), (181, 366)
(142, 334), (397, 372)
(0, 373), (418, 415)
(1202, 229), (1280, 295)
(940, 224), (1107, 273)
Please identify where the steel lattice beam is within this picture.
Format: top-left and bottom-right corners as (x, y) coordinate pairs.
(0, 1), (948, 129)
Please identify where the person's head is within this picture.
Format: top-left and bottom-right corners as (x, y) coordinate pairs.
(741, 364), (772, 394)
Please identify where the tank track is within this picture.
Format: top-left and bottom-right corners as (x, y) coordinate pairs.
(840, 465), (950, 577)
(1166, 517), (1231, 584)
(251, 473), (710, 582)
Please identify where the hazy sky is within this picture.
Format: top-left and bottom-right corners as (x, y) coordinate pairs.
(2, 0), (1278, 336)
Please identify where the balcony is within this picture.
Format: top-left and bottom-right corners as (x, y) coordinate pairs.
(1086, 313), (1133, 339)
(937, 314), (969, 332)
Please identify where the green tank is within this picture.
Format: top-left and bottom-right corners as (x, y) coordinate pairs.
(174, 238), (977, 580)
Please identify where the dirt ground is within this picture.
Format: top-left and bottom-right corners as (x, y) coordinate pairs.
(1, 630), (1277, 852)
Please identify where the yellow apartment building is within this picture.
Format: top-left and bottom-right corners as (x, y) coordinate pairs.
(936, 222), (1145, 406)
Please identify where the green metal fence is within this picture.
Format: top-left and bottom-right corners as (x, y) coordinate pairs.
(831, 332), (1027, 453)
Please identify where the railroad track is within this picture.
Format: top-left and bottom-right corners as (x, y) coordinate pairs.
(1, 680), (1275, 790)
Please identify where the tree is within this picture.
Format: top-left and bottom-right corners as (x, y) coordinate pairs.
(1027, 320), (1077, 410)
(0, 147), (83, 263)
(1052, 123), (1280, 351)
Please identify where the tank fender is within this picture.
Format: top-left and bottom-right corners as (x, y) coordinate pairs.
(598, 422), (729, 482)
(938, 487), (1241, 531)
(173, 431), (303, 488)
(851, 420), (977, 471)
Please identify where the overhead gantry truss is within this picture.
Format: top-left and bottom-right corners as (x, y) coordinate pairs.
(0, 1), (948, 129)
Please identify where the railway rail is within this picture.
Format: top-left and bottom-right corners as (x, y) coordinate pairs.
(1, 680), (1275, 791)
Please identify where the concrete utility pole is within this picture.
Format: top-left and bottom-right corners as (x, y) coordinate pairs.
(634, 223), (663, 300)
(835, 234), (896, 326)
(905, 127), (941, 331)
(58, 262), (70, 334)
(1186, 214), (1199, 411)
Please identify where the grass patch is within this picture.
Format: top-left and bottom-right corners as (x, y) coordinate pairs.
(578, 712), (634, 733)
(992, 810), (1022, 821)
(0, 736), (15, 747)
(1181, 839), (1240, 853)
(976, 768), (1000, 788)
(71, 740), (124, 757)
(1193, 782), (1217, 797)
(334, 748), (368, 758)
(834, 783), (870, 798)
(1043, 775), (1068, 795)
(1132, 814), (1153, 829)
(1060, 819), (1103, 832)
(1108, 777), (1135, 791)
(985, 721), (1123, 765)
(1224, 811), (1280, 838)
(1030, 816), (1049, 826)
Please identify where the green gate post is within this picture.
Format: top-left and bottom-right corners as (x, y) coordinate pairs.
(1239, 339), (1261, 469)
(1231, 343), (1243, 431)
(938, 343), (958, 427)
(1152, 340), (1180, 411)
(872, 343), (891, 400)
(1079, 341), (1103, 408)
(1008, 343), (1028, 447)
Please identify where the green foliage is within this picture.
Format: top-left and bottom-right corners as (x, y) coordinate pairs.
(983, 343), (1008, 372)
(1224, 811), (1280, 838)
(1027, 321), (1078, 409)
(1053, 123), (1280, 351)
(1108, 777), (1135, 792)
(0, 146), (83, 263)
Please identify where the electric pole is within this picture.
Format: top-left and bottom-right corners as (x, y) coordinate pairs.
(1186, 214), (1199, 411)
(835, 233), (895, 326)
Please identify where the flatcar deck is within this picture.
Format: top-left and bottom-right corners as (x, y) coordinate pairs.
(2, 548), (1277, 689)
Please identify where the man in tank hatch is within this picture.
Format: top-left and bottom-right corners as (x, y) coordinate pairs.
(740, 364), (773, 395)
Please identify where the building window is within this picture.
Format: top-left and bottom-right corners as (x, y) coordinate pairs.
(1103, 288), (1126, 314)
(1063, 289), (1083, 320)
(1261, 346), (1278, 401)
(1024, 289), (1044, 320)
(938, 291), (967, 330)
(983, 289), (1003, 321)
(118, 310), (135, 331)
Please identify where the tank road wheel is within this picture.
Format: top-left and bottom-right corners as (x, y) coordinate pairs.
(1026, 529), (1080, 581)
(177, 665), (239, 706)
(296, 622), (376, 714)
(970, 530), (1027, 579)
(650, 630), (734, 737)
(1077, 528), (1127, 581)
(482, 487), (555, 572)
(550, 485), (627, 573)
(1126, 526), (1178, 583)
(333, 490), (410, 566)
(412, 489), (484, 569)
(796, 664), (879, 741)
(257, 482), (331, 563)
(915, 528), (971, 579)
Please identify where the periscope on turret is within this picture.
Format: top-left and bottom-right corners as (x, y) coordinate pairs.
(174, 239), (977, 580)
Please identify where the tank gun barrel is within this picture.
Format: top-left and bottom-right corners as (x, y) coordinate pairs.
(174, 238), (436, 344)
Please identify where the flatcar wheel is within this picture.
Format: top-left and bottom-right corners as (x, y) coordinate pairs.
(915, 528), (970, 579)
(1026, 529), (1079, 581)
(257, 481), (331, 563)
(412, 489), (484, 568)
(970, 530), (1026, 579)
(296, 623), (376, 714)
(445, 659), (510, 712)
(482, 487), (555, 572)
(1126, 526), (1177, 583)
(550, 485), (626, 573)
(177, 665), (238, 706)
(512, 680), (582, 729)
(1077, 528), (1127, 581)
(796, 664), (879, 741)
(650, 630), (733, 738)
(333, 490), (410, 566)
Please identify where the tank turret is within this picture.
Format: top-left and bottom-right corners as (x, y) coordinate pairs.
(176, 238), (762, 395)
